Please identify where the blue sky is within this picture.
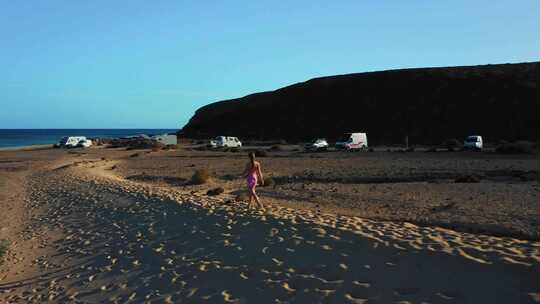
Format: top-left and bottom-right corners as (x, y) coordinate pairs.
(1, 1), (539, 129)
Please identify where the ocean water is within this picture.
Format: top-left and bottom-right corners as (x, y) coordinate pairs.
(0, 129), (177, 148)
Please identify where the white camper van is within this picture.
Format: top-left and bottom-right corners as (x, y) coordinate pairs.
(58, 136), (89, 148)
(209, 136), (242, 148)
(463, 135), (483, 150)
(151, 134), (178, 145)
(305, 138), (329, 151)
(335, 133), (368, 151)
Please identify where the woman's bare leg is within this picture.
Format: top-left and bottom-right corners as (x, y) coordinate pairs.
(250, 188), (264, 210)
(248, 192), (254, 209)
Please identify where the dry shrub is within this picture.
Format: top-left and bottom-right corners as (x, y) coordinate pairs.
(495, 141), (540, 154)
(0, 240), (8, 265)
(270, 145), (283, 151)
(235, 192), (249, 202)
(151, 147), (161, 152)
(207, 187), (224, 196)
(191, 169), (211, 185)
(255, 150), (268, 157)
(164, 144), (179, 150)
(262, 177), (275, 187)
(111, 138), (164, 150)
(442, 139), (461, 152)
(221, 174), (236, 181)
(455, 175), (481, 183)
(130, 153), (141, 158)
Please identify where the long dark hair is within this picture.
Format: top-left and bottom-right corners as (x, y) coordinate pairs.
(248, 152), (256, 170)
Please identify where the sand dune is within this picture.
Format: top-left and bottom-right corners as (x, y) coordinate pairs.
(0, 157), (538, 303)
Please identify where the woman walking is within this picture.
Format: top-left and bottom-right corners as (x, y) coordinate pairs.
(244, 152), (265, 210)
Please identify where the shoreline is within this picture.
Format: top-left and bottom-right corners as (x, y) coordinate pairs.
(0, 144), (53, 152)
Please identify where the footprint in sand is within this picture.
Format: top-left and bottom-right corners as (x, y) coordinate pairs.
(394, 287), (420, 296)
(344, 293), (369, 304)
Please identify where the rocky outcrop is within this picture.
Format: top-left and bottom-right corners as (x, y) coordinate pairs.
(181, 62), (540, 145)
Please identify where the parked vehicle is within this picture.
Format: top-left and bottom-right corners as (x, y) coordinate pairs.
(335, 133), (368, 151)
(151, 134), (177, 145)
(305, 138), (329, 151)
(463, 135), (483, 150)
(209, 136), (242, 148)
(76, 139), (93, 148)
(57, 136), (88, 148)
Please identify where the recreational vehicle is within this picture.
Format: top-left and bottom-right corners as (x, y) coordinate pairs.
(151, 134), (178, 145)
(463, 135), (483, 150)
(57, 136), (89, 148)
(209, 136), (242, 148)
(335, 133), (368, 151)
(305, 138), (329, 151)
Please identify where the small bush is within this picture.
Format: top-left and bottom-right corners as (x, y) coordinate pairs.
(222, 174), (236, 181)
(235, 193), (249, 202)
(368, 148), (375, 152)
(130, 153), (141, 158)
(455, 175), (481, 183)
(263, 177), (276, 187)
(496, 141), (539, 154)
(426, 147), (437, 153)
(207, 187), (224, 196)
(442, 139), (461, 152)
(270, 145), (283, 151)
(229, 147), (241, 153)
(191, 169), (211, 185)
(194, 146), (208, 151)
(110, 139), (165, 150)
(0, 240), (9, 265)
(406, 147), (415, 152)
(255, 150), (268, 157)
(164, 144), (179, 150)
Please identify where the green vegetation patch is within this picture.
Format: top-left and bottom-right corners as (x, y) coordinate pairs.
(0, 239), (9, 265)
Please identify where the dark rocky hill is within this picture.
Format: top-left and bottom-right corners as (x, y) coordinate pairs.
(181, 62), (540, 145)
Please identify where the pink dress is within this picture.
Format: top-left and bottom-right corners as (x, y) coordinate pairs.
(246, 164), (258, 190)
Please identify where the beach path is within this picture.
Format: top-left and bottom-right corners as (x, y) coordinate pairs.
(0, 159), (539, 303)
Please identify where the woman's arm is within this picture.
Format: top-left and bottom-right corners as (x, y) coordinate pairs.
(257, 163), (264, 185)
(243, 163), (249, 177)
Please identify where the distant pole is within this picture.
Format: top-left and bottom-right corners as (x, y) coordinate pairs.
(405, 136), (409, 149)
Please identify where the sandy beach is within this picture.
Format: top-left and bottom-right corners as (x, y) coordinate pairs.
(0, 145), (539, 303)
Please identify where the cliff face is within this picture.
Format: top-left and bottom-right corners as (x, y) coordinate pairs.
(181, 62), (540, 145)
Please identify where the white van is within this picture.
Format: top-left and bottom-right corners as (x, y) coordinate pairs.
(76, 139), (93, 148)
(58, 136), (88, 148)
(209, 136), (242, 148)
(335, 133), (368, 150)
(464, 135), (483, 150)
(151, 134), (178, 145)
(305, 138), (329, 151)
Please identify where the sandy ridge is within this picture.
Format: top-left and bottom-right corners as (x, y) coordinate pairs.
(0, 157), (538, 303)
